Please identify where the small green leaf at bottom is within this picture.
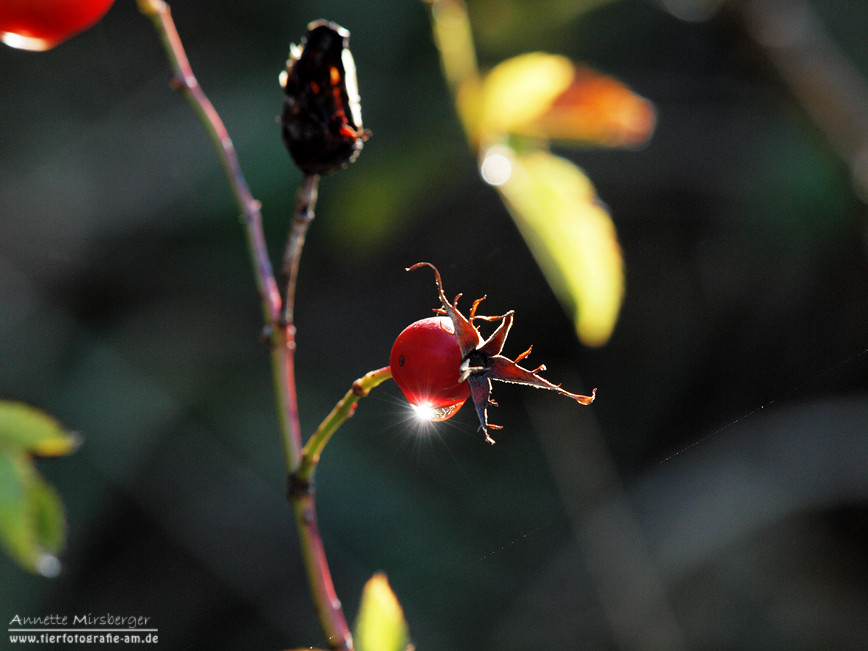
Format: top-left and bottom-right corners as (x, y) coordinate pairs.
(354, 573), (411, 651)
(0, 400), (75, 576)
(0, 400), (79, 457)
(0, 446), (65, 576)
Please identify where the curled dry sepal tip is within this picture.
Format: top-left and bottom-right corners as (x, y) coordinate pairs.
(280, 19), (371, 176)
(390, 263), (595, 444)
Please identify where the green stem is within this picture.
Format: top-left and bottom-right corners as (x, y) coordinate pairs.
(427, 0), (479, 96)
(427, 0), (480, 143)
(295, 366), (393, 485)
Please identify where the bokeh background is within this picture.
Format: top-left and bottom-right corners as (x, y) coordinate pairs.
(2, 0), (867, 649)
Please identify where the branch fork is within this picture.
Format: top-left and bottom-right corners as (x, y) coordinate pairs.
(139, 5), (383, 649)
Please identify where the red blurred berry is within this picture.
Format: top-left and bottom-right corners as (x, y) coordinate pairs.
(389, 316), (471, 422)
(0, 0), (115, 52)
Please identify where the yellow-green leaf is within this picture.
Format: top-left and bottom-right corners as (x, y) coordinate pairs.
(464, 52), (656, 148)
(0, 400), (78, 457)
(354, 573), (410, 651)
(30, 472), (66, 558)
(489, 148), (624, 346)
(0, 445), (65, 576)
(468, 52), (574, 138)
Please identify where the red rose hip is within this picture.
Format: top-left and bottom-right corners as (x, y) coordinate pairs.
(389, 316), (470, 422)
(393, 263), (595, 444)
(0, 0), (115, 52)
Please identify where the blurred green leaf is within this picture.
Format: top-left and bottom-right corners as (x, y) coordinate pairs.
(0, 400), (79, 457)
(463, 52), (655, 148)
(431, 0), (655, 349)
(0, 400), (73, 575)
(463, 52), (574, 140)
(29, 472), (66, 559)
(468, 0), (623, 52)
(492, 149), (624, 346)
(354, 573), (410, 651)
(0, 444), (65, 576)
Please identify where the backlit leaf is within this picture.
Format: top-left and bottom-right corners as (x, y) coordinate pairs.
(0, 445), (65, 576)
(464, 52), (574, 139)
(30, 473), (66, 558)
(459, 52), (569, 143)
(490, 148), (624, 346)
(0, 400), (78, 457)
(354, 573), (410, 651)
(523, 64), (656, 147)
(0, 400), (72, 574)
(464, 52), (655, 148)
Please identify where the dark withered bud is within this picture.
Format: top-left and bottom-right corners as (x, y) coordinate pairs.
(280, 20), (369, 176)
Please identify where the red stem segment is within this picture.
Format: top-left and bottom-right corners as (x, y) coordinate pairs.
(137, 0), (281, 330)
(290, 489), (352, 650)
(281, 174), (353, 649)
(278, 174), (320, 478)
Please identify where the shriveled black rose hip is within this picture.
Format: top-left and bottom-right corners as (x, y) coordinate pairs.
(280, 20), (369, 175)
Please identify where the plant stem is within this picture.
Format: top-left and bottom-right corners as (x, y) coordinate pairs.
(283, 173), (320, 325)
(136, 0), (282, 332)
(140, 6), (396, 648)
(296, 366), (393, 485)
(427, 0), (480, 144)
(138, 4), (376, 648)
(137, 0), (304, 470)
(277, 174), (337, 644)
(276, 174), (320, 472)
(289, 489), (350, 650)
(288, 365), (392, 650)
(427, 0), (479, 97)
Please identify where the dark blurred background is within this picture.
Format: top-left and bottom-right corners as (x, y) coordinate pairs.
(2, 0), (867, 649)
